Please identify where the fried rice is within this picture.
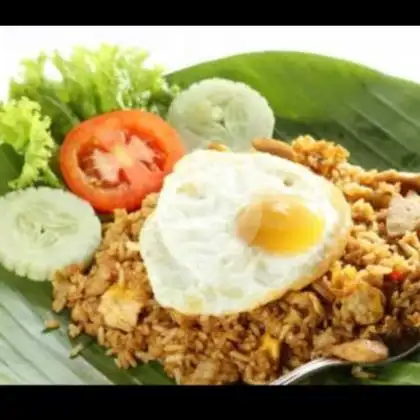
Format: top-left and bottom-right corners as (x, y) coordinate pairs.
(51, 135), (420, 385)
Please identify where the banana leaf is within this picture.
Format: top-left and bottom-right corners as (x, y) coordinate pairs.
(2, 50), (420, 385)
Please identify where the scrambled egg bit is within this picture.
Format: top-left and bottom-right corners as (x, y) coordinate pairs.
(329, 262), (385, 326)
(260, 333), (281, 360)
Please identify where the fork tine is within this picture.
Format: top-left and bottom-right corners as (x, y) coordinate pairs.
(381, 329), (420, 363)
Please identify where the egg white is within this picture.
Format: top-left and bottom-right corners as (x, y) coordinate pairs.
(139, 149), (352, 316)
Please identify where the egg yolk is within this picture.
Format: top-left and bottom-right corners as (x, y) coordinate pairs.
(236, 195), (325, 254)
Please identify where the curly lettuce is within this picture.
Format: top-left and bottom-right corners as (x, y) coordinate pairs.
(0, 97), (61, 189)
(9, 44), (180, 142)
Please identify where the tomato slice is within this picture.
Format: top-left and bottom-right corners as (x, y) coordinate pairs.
(59, 110), (186, 213)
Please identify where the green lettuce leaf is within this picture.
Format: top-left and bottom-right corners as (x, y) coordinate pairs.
(0, 97), (61, 189)
(9, 44), (180, 142)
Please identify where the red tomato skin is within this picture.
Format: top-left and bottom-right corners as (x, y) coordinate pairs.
(59, 110), (186, 213)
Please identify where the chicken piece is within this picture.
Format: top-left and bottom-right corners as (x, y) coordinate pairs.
(97, 284), (143, 332)
(374, 170), (420, 191)
(340, 281), (385, 325)
(84, 264), (115, 297)
(252, 138), (296, 162)
(386, 192), (420, 237)
(184, 360), (220, 385)
(327, 339), (388, 363)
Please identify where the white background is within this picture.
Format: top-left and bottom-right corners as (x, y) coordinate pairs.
(1, 25), (420, 98)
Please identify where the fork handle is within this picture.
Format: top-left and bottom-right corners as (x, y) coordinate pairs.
(269, 358), (344, 385)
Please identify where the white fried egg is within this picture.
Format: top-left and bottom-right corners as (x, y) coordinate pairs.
(139, 149), (352, 316)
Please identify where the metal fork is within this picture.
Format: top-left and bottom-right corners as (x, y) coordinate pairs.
(270, 330), (420, 385)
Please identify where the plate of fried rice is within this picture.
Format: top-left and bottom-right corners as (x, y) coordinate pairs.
(1, 44), (420, 385)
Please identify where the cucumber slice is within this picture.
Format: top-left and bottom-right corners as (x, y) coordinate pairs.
(166, 78), (275, 151)
(0, 187), (102, 282)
